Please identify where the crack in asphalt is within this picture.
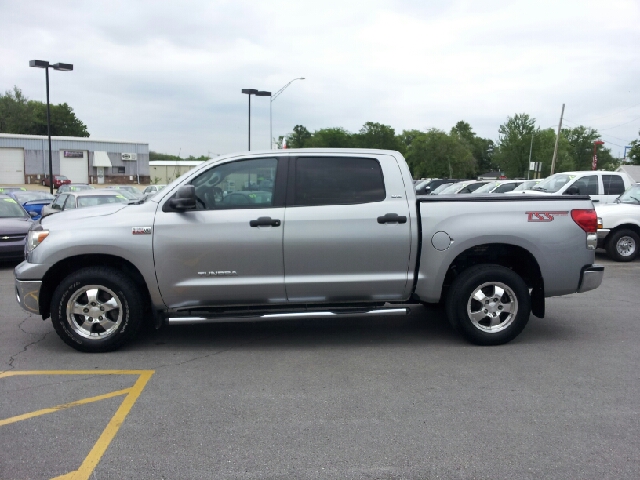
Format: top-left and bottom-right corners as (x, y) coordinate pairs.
(2, 316), (52, 373)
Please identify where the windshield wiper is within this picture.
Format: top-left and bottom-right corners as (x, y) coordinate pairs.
(532, 186), (546, 191)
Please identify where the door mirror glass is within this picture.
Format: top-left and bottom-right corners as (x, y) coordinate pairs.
(169, 185), (197, 211)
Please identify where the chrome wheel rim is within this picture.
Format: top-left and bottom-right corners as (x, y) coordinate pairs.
(466, 282), (518, 333)
(616, 236), (636, 257)
(66, 285), (123, 339)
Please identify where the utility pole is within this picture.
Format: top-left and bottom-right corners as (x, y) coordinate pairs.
(550, 104), (565, 175)
(527, 131), (535, 180)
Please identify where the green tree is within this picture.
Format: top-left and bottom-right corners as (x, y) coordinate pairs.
(405, 129), (475, 179)
(0, 86), (34, 133)
(627, 131), (640, 165)
(305, 127), (355, 148)
(0, 86), (89, 136)
(287, 125), (312, 148)
(493, 113), (536, 178)
(30, 101), (89, 137)
(562, 126), (601, 171)
(450, 121), (496, 173)
(354, 122), (400, 150)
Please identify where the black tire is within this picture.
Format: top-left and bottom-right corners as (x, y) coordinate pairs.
(605, 229), (639, 262)
(50, 267), (145, 352)
(446, 264), (531, 346)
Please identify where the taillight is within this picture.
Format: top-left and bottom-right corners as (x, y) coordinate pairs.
(571, 209), (597, 233)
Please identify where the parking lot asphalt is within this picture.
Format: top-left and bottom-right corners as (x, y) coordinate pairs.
(1, 252), (639, 479)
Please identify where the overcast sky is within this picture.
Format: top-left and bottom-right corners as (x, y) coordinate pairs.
(2, 0), (639, 157)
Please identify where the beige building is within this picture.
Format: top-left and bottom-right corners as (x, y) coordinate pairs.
(149, 160), (206, 184)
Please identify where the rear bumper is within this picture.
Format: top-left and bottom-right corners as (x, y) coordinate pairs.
(15, 279), (42, 314)
(577, 265), (604, 293)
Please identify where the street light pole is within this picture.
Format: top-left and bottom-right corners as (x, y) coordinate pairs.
(241, 89), (271, 151)
(270, 77), (304, 149)
(30, 60), (73, 194)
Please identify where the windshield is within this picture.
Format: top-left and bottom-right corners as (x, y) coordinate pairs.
(472, 182), (499, 194)
(617, 185), (640, 204)
(13, 192), (54, 203)
(533, 174), (573, 193)
(430, 183), (452, 195)
(438, 182), (466, 195)
(0, 198), (28, 218)
(513, 180), (539, 191)
(77, 195), (129, 208)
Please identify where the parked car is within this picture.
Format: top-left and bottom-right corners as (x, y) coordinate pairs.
(415, 178), (459, 195)
(142, 184), (166, 195)
(0, 186), (27, 194)
(15, 148), (603, 352)
(506, 179), (542, 193)
(7, 191), (55, 220)
(596, 184), (640, 261)
(104, 185), (143, 198)
(42, 175), (71, 189)
(57, 184), (94, 193)
(41, 190), (130, 217)
(0, 194), (34, 260)
(522, 171), (633, 204)
(437, 180), (491, 194)
(472, 180), (524, 194)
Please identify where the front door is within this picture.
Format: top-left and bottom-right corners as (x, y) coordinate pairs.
(97, 167), (105, 184)
(283, 155), (413, 303)
(153, 156), (287, 309)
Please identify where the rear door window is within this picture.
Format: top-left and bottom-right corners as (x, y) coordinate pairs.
(292, 157), (385, 206)
(602, 175), (625, 196)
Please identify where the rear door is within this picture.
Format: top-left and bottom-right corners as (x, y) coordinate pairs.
(283, 155), (412, 303)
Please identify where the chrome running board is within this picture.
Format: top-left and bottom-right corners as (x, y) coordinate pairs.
(167, 307), (410, 325)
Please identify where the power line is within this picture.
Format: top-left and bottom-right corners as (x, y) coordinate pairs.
(569, 101), (640, 123)
(600, 115), (640, 131)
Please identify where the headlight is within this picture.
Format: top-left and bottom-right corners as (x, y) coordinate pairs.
(26, 230), (49, 253)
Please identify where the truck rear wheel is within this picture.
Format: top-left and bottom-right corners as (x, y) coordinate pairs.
(606, 229), (639, 262)
(446, 264), (531, 345)
(50, 267), (144, 352)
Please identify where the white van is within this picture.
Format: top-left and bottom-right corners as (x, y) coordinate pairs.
(521, 171), (633, 204)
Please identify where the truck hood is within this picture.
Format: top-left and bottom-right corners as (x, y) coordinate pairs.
(41, 203), (129, 228)
(595, 202), (640, 217)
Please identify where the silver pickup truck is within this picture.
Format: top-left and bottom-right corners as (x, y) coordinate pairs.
(15, 149), (604, 352)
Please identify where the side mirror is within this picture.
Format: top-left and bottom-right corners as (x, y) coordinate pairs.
(169, 185), (197, 211)
(28, 211), (38, 218)
(565, 186), (579, 195)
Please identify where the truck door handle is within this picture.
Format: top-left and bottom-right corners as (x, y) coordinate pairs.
(377, 213), (407, 224)
(250, 216), (281, 227)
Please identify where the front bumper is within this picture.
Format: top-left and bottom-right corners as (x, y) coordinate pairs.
(577, 265), (604, 293)
(15, 279), (42, 314)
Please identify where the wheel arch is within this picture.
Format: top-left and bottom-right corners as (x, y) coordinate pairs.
(608, 223), (640, 238)
(440, 243), (544, 318)
(39, 254), (152, 319)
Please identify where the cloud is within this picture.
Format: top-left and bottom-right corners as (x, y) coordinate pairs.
(1, 0), (639, 156)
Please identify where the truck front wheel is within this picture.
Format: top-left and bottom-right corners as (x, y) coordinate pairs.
(50, 267), (144, 352)
(446, 264), (531, 345)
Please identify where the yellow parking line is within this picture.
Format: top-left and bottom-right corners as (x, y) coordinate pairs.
(0, 369), (152, 378)
(1, 370), (154, 480)
(0, 388), (131, 427)
(70, 370), (154, 480)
